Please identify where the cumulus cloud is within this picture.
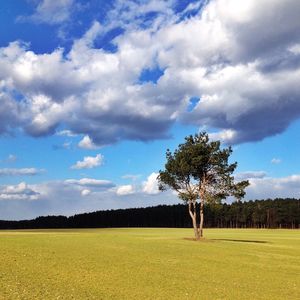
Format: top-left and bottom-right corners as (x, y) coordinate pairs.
(116, 184), (135, 196)
(81, 189), (91, 197)
(1, 0), (300, 145)
(104, 0), (176, 32)
(2, 172), (300, 219)
(178, 0), (300, 143)
(18, 0), (74, 25)
(0, 179), (179, 220)
(289, 43), (300, 55)
(0, 182), (40, 201)
(0, 91), (20, 135)
(245, 174), (300, 199)
(209, 129), (238, 144)
(78, 135), (100, 150)
(71, 154), (104, 169)
(0, 168), (44, 176)
(142, 172), (160, 194)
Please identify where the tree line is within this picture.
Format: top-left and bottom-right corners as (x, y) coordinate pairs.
(0, 198), (299, 230)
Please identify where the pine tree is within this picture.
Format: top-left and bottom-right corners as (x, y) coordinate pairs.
(158, 132), (249, 239)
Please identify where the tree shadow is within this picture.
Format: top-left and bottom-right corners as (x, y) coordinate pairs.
(212, 238), (269, 244)
(184, 237), (211, 242)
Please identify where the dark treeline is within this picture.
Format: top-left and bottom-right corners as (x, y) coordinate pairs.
(0, 198), (299, 230)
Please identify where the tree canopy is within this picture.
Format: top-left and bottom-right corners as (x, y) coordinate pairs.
(158, 132), (249, 239)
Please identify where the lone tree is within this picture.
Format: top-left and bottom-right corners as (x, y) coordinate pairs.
(158, 132), (249, 239)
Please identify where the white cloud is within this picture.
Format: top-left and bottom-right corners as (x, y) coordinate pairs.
(2, 171), (300, 219)
(0, 90), (20, 135)
(116, 184), (135, 196)
(81, 189), (91, 197)
(235, 171), (267, 181)
(71, 154), (104, 169)
(209, 129), (238, 144)
(0, 182), (40, 201)
(65, 178), (115, 188)
(0, 179), (179, 220)
(142, 172), (160, 194)
(178, 0), (300, 143)
(3, 182), (28, 194)
(0, 168), (44, 176)
(180, 1), (207, 16)
(289, 43), (300, 55)
(78, 135), (100, 150)
(56, 130), (77, 137)
(104, 0), (176, 32)
(271, 158), (281, 164)
(122, 174), (141, 181)
(1, 0), (300, 145)
(18, 0), (74, 25)
(245, 174), (300, 199)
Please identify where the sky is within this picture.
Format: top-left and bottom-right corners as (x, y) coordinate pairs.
(1, 0), (300, 220)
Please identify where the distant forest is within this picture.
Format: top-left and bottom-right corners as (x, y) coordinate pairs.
(0, 198), (299, 229)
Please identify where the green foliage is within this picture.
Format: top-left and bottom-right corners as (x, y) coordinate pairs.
(0, 228), (299, 299)
(158, 132), (249, 204)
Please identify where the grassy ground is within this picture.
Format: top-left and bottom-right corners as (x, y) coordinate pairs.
(0, 228), (299, 299)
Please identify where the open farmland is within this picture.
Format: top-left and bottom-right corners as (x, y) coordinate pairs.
(0, 228), (299, 299)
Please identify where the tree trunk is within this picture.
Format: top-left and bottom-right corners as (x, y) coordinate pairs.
(199, 198), (204, 238)
(188, 202), (199, 240)
(198, 178), (206, 238)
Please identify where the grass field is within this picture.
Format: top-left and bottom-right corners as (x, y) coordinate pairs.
(0, 228), (299, 299)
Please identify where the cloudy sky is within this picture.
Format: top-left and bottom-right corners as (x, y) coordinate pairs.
(1, 0), (300, 220)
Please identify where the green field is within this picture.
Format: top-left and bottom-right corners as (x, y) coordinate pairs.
(0, 228), (299, 299)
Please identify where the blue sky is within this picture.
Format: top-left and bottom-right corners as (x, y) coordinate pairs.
(1, 0), (300, 220)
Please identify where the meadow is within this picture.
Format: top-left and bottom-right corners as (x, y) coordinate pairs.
(0, 228), (299, 299)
